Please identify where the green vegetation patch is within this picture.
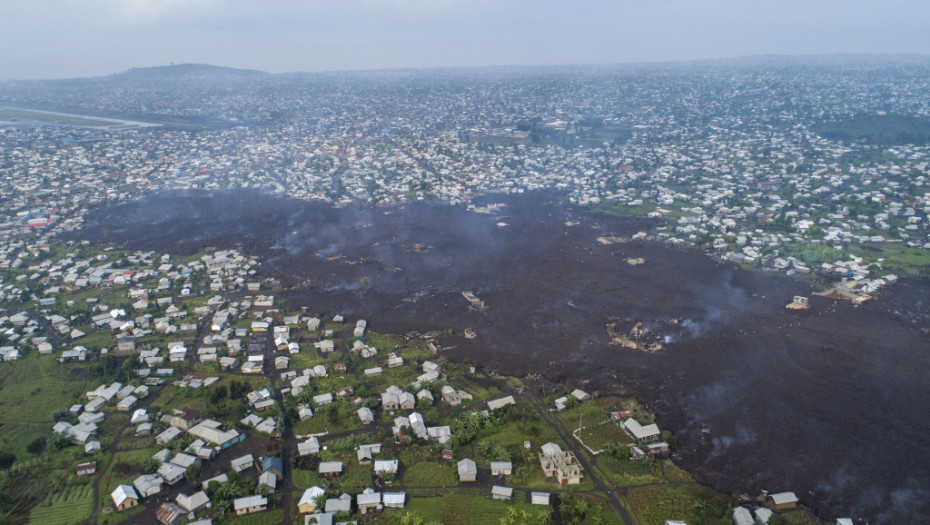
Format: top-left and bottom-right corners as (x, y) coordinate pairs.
(577, 420), (632, 451)
(391, 489), (545, 525)
(849, 244), (930, 278)
(816, 114), (930, 145)
(292, 467), (326, 490)
(291, 401), (364, 435)
(223, 508), (284, 525)
(597, 455), (659, 486)
(403, 461), (456, 486)
(0, 356), (92, 456)
(28, 483), (94, 525)
(448, 376), (502, 402)
(97, 502), (146, 525)
(626, 484), (728, 525)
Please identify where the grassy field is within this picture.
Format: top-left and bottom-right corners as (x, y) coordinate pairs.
(360, 363), (421, 392)
(0, 467), (70, 523)
(96, 503), (146, 525)
(222, 508), (284, 524)
(779, 508), (822, 525)
(363, 332), (405, 351)
(448, 376), (503, 402)
(0, 108), (117, 127)
(848, 243), (930, 277)
(597, 455), (694, 487)
(626, 484), (725, 525)
(292, 467), (326, 490)
(597, 456), (659, 486)
(577, 419), (632, 451)
(72, 328), (121, 352)
(403, 461), (457, 486)
(0, 355), (93, 457)
(389, 489), (548, 525)
(336, 457), (375, 493)
(149, 374), (266, 417)
(291, 401), (364, 435)
(288, 349), (326, 370)
(28, 483), (94, 525)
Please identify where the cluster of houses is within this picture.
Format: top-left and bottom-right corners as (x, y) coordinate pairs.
(453, 456), (552, 504)
(0, 247), (264, 369)
(728, 492), (852, 525)
(297, 486), (405, 522)
(97, 406), (253, 521)
(52, 381), (150, 451)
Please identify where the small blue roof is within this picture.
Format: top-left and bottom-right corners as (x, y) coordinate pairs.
(261, 456), (283, 473)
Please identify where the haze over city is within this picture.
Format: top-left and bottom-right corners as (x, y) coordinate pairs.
(1, 1), (930, 525)
(2, 0), (930, 79)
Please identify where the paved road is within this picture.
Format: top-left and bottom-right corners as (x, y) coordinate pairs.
(261, 332), (296, 525)
(523, 381), (636, 525)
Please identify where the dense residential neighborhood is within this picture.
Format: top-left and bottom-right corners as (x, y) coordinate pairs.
(0, 61), (928, 295)
(1, 58), (921, 524)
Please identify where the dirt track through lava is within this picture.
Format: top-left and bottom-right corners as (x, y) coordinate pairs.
(78, 190), (930, 523)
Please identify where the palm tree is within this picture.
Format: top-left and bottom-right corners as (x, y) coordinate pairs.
(499, 506), (519, 525)
(397, 511), (424, 525)
(537, 508), (553, 524)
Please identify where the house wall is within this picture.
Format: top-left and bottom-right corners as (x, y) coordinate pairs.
(236, 504), (266, 516)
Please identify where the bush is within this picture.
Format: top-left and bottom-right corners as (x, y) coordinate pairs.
(51, 432), (72, 451)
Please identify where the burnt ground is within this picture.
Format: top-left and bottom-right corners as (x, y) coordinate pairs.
(78, 190), (930, 523)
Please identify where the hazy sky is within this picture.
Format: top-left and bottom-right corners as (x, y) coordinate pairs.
(2, 0), (929, 80)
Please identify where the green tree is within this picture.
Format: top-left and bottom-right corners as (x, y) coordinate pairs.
(209, 384), (228, 404)
(185, 464), (202, 485)
(394, 512), (425, 525)
(558, 494), (607, 525)
(141, 457), (161, 474)
(0, 452), (15, 470)
(326, 402), (341, 424)
(51, 432), (72, 451)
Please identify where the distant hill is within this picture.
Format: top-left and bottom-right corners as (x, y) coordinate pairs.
(113, 63), (268, 80)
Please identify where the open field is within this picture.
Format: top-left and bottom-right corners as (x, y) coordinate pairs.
(577, 419), (632, 451)
(0, 108), (118, 127)
(625, 484), (728, 525)
(848, 243), (930, 277)
(0, 355), (93, 456)
(28, 483), (94, 525)
(0, 105), (157, 129)
(402, 461), (456, 486)
(388, 489), (550, 525)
